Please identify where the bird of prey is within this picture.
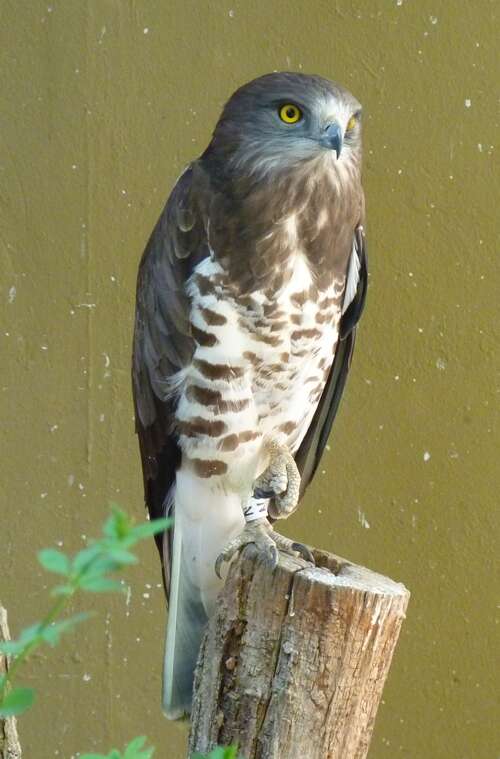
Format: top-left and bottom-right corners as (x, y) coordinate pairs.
(132, 72), (367, 719)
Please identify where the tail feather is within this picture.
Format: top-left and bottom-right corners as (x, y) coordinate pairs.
(162, 515), (208, 718)
(161, 472), (244, 719)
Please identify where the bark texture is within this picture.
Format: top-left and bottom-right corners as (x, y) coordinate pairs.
(0, 604), (22, 759)
(188, 546), (409, 759)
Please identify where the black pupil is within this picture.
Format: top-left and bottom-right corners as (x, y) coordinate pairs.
(286, 107), (296, 119)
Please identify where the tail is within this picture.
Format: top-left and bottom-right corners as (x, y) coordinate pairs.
(162, 470), (244, 719)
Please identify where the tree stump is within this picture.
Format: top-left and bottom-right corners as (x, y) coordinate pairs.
(0, 604), (22, 759)
(188, 546), (409, 759)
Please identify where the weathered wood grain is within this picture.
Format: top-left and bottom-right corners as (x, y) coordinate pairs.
(188, 546), (409, 759)
(0, 604), (22, 759)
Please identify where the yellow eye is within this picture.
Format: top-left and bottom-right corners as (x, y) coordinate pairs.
(279, 103), (302, 124)
(346, 115), (357, 131)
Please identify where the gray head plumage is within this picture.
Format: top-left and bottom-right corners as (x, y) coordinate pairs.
(203, 72), (362, 181)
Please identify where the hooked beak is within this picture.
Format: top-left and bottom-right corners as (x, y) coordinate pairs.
(321, 122), (343, 158)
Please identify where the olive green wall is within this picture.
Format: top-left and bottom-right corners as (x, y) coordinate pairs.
(1, 1), (498, 757)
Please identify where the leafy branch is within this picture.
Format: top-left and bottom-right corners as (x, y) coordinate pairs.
(80, 739), (239, 759)
(0, 505), (238, 759)
(0, 505), (170, 718)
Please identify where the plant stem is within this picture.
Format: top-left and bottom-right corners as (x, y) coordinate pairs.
(0, 550), (107, 700)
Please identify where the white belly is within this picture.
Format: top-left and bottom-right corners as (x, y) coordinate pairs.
(173, 255), (344, 498)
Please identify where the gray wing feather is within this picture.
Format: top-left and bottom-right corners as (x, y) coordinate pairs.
(295, 225), (367, 495)
(132, 164), (208, 591)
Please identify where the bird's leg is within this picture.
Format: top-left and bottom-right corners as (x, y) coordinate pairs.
(253, 438), (301, 519)
(214, 517), (314, 579)
(215, 517), (277, 579)
(253, 438), (314, 565)
(215, 440), (314, 578)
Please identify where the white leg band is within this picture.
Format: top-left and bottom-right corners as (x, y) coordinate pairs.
(243, 496), (269, 523)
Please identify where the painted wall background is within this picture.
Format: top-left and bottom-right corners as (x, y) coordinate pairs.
(1, 1), (498, 757)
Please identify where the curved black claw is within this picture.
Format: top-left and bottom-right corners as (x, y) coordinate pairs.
(291, 542), (315, 564)
(215, 554), (227, 580)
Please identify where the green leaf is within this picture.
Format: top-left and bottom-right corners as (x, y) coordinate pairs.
(0, 686), (35, 717)
(104, 548), (138, 566)
(81, 554), (121, 576)
(0, 639), (26, 655)
(79, 576), (123, 593)
(130, 518), (171, 541)
(40, 612), (92, 646)
(38, 548), (70, 575)
(72, 551), (122, 584)
(80, 737), (155, 759)
(72, 545), (102, 572)
(103, 506), (132, 540)
(123, 736), (155, 758)
(0, 622), (44, 655)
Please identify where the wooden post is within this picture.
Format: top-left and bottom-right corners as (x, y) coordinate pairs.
(0, 604), (22, 759)
(188, 546), (409, 759)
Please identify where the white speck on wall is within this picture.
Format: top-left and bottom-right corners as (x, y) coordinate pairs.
(142, 593), (150, 600)
(358, 509), (370, 529)
(99, 413), (105, 422)
(429, 15), (438, 24)
(8, 286), (16, 303)
(228, 9), (235, 17)
(50, 424), (58, 432)
(40, 492), (48, 499)
(102, 353), (111, 378)
(67, 474), (75, 487)
(82, 673), (91, 682)
(143, 27), (149, 34)
(394, 375), (400, 381)
(125, 585), (132, 617)
(396, 0), (403, 5)
(436, 357), (446, 370)
(41, 344), (48, 351)
(57, 540), (63, 547)
(423, 451), (431, 462)
(78, 482), (84, 491)
(477, 143), (483, 152)
(465, 98), (472, 108)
